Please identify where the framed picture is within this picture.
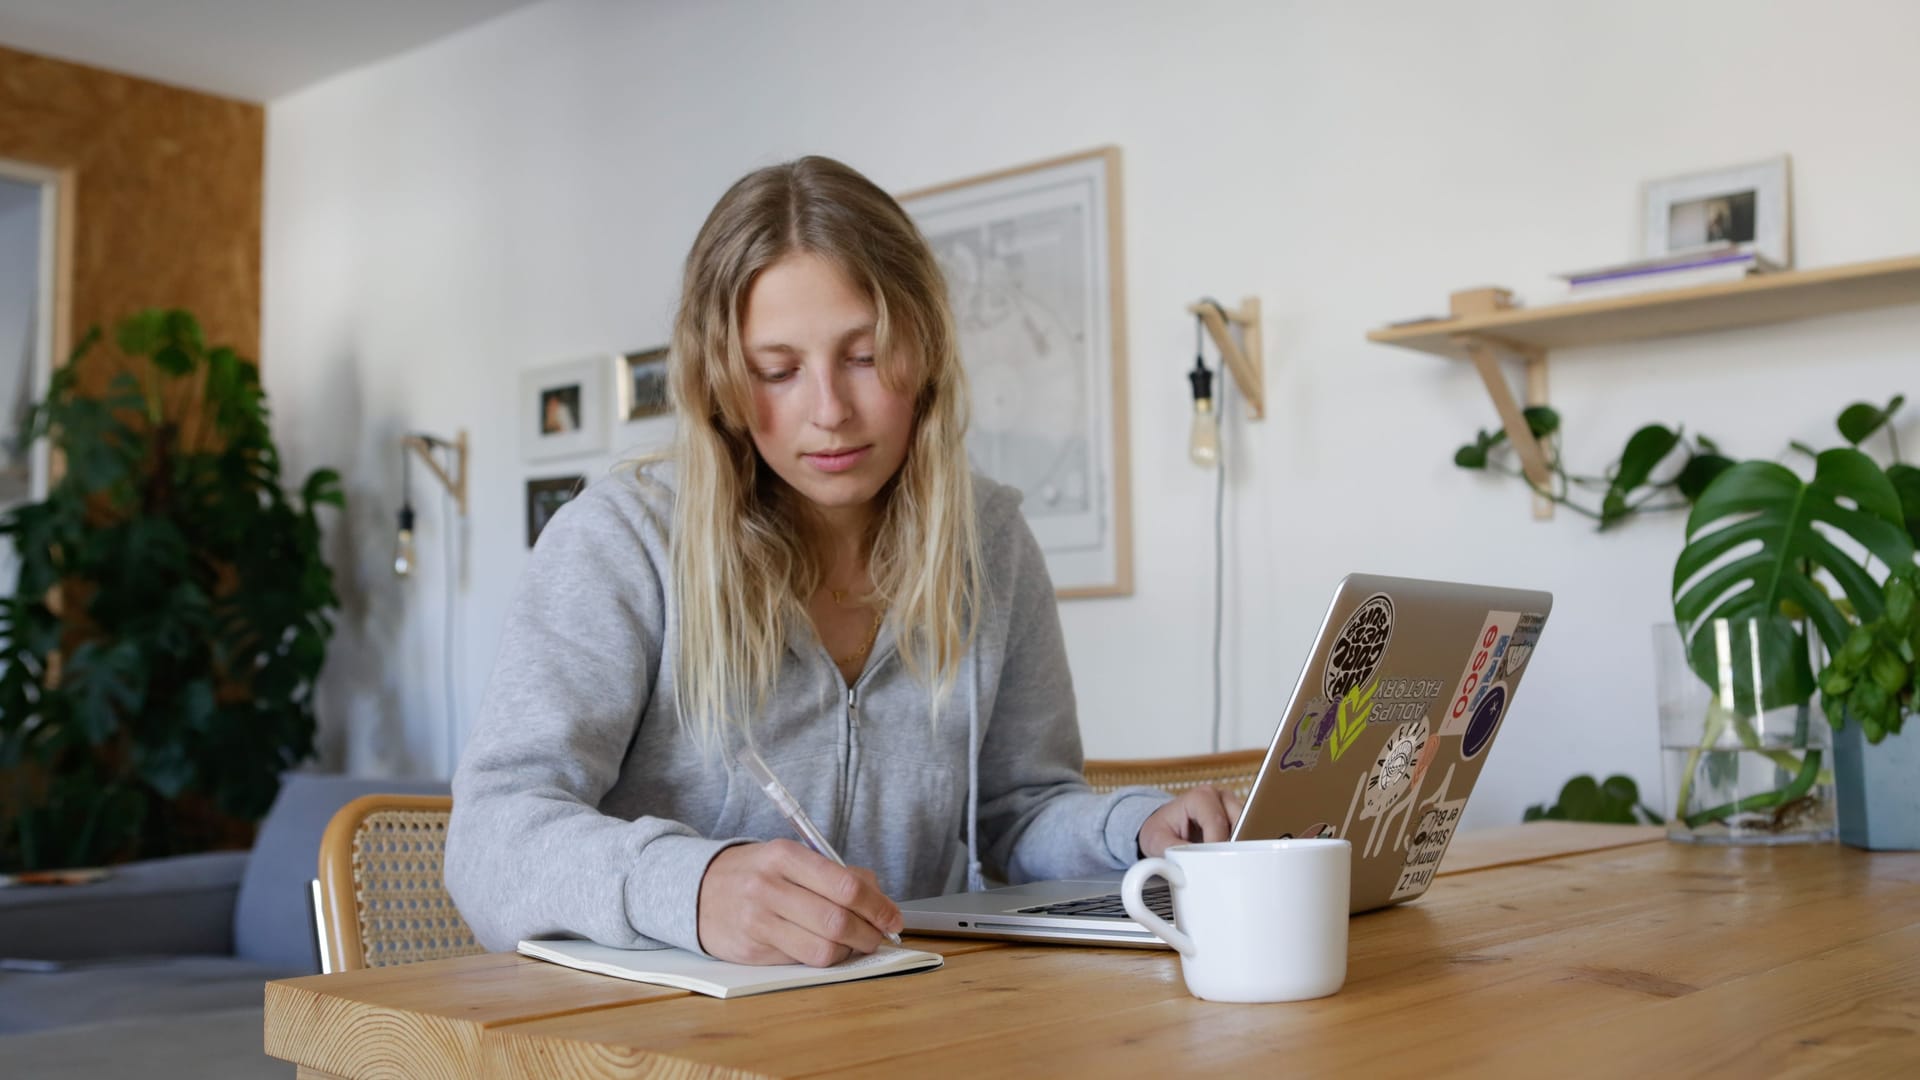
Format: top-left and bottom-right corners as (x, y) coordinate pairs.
(1642, 155), (1792, 269)
(620, 346), (673, 422)
(901, 147), (1132, 598)
(526, 475), (584, 547)
(520, 356), (612, 462)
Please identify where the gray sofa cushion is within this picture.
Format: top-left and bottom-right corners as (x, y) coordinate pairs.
(0, 1005), (290, 1077)
(0, 850), (249, 962)
(232, 773), (450, 973)
(0, 955), (295, 1036)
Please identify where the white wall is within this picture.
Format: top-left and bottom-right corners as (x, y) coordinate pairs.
(262, 0), (1920, 829)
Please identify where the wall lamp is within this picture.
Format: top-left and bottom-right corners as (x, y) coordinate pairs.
(1186, 296), (1265, 465)
(395, 429), (469, 577)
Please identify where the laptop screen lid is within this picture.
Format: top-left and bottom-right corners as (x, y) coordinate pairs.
(897, 572), (1551, 944)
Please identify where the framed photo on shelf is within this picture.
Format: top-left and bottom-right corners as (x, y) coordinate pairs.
(900, 146), (1132, 598)
(620, 346), (673, 422)
(525, 475), (584, 547)
(1641, 155), (1792, 269)
(520, 356), (612, 462)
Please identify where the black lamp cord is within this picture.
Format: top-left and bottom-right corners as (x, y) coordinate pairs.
(1194, 303), (1228, 755)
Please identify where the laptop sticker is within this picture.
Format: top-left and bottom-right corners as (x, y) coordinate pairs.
(1460, 681), (1509, 760)
(1277, 697), (1336, 771)
(1360, 718), (1430, 858)
(1324, 593), (1394, 703)
(1391, 764), (1467, 900)
(1367, 677), (1445, 725)
(1499, 612), (1547, 681)
(1440, 611), (1516, 740)
(1327, 678), (1381, 763)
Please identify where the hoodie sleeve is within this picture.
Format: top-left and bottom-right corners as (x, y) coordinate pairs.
(445, 478), (740, 955)
(973, 500), (1171, 882)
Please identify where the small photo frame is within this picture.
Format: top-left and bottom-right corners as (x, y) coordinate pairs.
(620, 346), (672, 422)
(520, 356), (612, 462)
(1641, 155), (1792, 269)
(526, 475), (584, 547)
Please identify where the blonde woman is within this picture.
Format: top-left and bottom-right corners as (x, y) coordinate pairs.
(447, 157), (1239, 968)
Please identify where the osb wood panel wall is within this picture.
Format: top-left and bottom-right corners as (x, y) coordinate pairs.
(0, 43), (262, 401)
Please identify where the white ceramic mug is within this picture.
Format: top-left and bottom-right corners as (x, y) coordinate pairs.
(1121, 838), (1351, 1003)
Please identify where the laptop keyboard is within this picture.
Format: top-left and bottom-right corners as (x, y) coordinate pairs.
(1015, 882), (1171, 920)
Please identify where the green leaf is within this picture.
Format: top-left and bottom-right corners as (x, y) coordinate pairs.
(1557, 775), (1600, 820)
(1676, 453), (1735, 501)
(1673, 449), (1916, 679)
(1599, 774), (1640, 806)
(1455, 444), (1488, 469)
(1887, 463), (1920, 545)
(115, 309), (168, 355)
(151, 344), (194, 377)
(1685, 615), (1817, 713)
(1614, 424), (1682, 496)
(1836, 394), (1905, 446)
(1523, 406), (1561, 438)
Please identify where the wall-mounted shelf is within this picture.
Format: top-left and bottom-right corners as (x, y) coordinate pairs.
(1368, 253), (1920, 517)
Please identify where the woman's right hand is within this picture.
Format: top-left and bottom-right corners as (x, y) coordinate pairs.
(695, 840), (904, 967)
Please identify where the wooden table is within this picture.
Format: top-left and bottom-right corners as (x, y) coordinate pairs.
(265, 824), (1920, 1077)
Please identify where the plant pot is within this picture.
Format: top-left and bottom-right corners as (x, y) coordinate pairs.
(1831, 718), (1920, 851)
(1655, 620), (1836, 845)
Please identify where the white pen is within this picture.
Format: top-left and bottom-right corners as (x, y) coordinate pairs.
(736, 745), (904, 946)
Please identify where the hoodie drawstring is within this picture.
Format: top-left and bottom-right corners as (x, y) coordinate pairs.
(965, 648), (985, 892)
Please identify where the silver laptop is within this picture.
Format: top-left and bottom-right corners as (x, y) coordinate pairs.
(900, 573), (1552, 947)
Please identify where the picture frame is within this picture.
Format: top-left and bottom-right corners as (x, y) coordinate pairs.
(1641, 154), (1792, 269)
(619, 346), (673, 422)
(520, 355), (612, 462)
(526, 474), (584, 547)
(900, 146), (1132, 598)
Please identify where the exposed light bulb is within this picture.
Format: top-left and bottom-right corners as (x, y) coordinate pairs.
(394, 505), (416, 577)
(1189, 397), (1220, 467)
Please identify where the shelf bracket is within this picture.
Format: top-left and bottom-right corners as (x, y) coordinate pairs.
(1449, 288), (1553, 519)
(1188, 297), (1264, 419)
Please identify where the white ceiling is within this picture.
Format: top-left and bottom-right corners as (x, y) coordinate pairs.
(0, 0), (542, 103)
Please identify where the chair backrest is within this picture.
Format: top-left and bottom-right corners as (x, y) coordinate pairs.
(315, 794), (482, 972)
(1083, 748), (1267, 802)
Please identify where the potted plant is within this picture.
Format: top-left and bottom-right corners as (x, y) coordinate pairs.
(1458, 396), (1919, 847)
(0, 310), (342, 872)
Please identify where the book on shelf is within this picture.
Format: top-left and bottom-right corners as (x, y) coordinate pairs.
(1549, 249), (1781, 304)
(517, 938), (945, 999)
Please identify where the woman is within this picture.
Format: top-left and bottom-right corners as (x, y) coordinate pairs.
(447, 156), (1238, 968)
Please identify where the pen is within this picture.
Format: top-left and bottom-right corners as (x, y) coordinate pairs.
(736, 745), (904, 946)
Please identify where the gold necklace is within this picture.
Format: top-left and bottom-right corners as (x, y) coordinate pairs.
(827, 589), (883, 667)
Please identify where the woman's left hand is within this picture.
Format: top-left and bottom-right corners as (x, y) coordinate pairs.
(1137, 785), (1246, 858)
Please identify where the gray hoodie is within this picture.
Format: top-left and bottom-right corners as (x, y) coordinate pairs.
(446, 463), (1168, 955)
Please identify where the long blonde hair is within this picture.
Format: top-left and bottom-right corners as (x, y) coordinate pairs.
(665, 156), (983, 748)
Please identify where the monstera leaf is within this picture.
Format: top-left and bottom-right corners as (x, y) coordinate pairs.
(1672, 448), (1916, 705)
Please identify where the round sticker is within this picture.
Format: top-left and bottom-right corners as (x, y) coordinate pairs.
(1461, 683), (1508, 759)
(1324, 593), (1395, 703)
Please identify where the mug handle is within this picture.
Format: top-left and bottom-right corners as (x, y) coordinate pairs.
(1122, 858), (1193, 957)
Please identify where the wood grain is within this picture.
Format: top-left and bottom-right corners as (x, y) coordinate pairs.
(264, 831), (1920, 1078)
(0, 42), (263, 387)
(1368, 252), (1920, 362)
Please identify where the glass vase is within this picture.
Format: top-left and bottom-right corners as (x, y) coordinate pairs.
(1655, 618), (1836, 845)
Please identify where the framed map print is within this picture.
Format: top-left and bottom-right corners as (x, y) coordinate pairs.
(902, 147), (1132, 598)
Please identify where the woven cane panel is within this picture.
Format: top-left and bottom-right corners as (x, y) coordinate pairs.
(1083, 762), (1262, 802)
(350, 809), (482, 968)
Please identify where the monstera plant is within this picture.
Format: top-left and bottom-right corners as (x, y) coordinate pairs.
(1459, 395), (1920, 829)
(0, 310), (341, 872)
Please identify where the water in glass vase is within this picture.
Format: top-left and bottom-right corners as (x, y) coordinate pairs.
(1655, 619), (1838, 846)
(1660, 744), (1836, 844)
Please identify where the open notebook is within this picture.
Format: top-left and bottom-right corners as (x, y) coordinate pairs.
(517, 939), (943, 999)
